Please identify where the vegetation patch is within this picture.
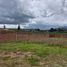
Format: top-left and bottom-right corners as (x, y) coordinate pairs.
(0, 41), (67, 67)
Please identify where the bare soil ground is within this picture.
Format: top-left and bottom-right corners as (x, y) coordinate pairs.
(0, 51), (67, 67)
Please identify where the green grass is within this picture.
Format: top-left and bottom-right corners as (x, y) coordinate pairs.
(26, 56), (39, 66)
(0, 41), (67, 67)
(48, 31), (67, 34)
(0, 41), (67, 57)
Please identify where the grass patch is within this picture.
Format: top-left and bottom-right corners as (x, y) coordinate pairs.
(0, 41), (67, 57)
(0, 41), (67, 67)
(26, 56), (39, 66)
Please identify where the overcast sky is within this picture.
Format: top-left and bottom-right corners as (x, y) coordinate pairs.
(0, 0), (67, 29)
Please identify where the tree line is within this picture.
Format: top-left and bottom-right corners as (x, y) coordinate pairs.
(2, 25), (66, 32)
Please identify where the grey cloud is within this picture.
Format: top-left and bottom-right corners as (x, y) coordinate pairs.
(0, 0), (33, 24)
(24, 22), (59, 30)
(0, 0), (67, 29)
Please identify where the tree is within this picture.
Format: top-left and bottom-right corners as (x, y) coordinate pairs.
(49, 28), (57, 32)
(4, 25), (6, 29)
(18, 25), (20, 30)
(57, 28), (64, 32)
(36, 28), (40, 31)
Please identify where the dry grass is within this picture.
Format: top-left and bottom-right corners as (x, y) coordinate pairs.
(0, 41), (67, 67)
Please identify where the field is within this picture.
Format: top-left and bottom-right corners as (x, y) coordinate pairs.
(0, 30), (67, 67)
(0, 41), (67, 67)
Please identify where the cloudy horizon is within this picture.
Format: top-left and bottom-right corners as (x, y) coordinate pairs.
(0, 0), (67, 29)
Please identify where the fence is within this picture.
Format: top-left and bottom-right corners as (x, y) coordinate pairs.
(0, 32), (66, 42)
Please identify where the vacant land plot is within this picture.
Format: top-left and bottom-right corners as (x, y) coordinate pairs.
(0, 41), (67, 67)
